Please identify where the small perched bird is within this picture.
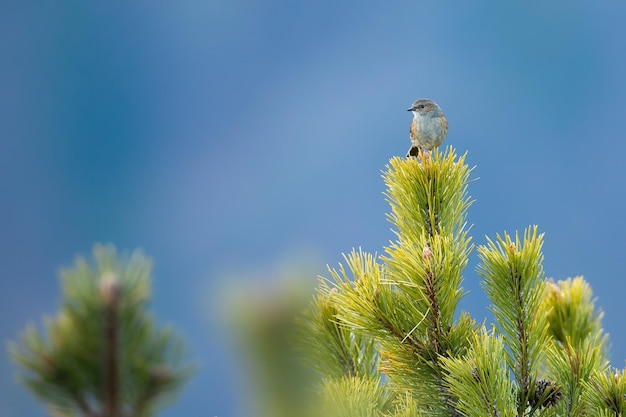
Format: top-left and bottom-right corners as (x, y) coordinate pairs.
(406, 98), (448, 157)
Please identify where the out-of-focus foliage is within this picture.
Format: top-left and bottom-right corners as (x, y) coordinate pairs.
(10, 244), (194, 417)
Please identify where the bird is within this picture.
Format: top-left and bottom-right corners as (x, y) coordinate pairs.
(406, 98), (448, 157)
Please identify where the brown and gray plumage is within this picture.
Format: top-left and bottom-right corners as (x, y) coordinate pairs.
(407, 98), (448, 157)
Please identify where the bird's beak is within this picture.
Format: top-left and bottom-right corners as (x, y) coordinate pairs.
(407, 108), (413, 112)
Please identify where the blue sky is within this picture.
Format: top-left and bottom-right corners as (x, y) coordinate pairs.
(2, 2), (626, 416)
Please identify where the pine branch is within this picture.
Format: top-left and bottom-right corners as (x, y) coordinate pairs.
(542, 277), (609, 416)
(379, 149), (476, 404)
(442, 330), (516, 417)
(297, 250), (382, 382)
(477, 226), (551, 416)
(583, 367), (626, 416)
(315, 376), (396, 417)
(9, 244), (194, 417)
(101, 273), (121, 417)
(300, 149), (476, 416)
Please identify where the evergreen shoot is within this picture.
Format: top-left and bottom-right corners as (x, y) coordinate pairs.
(9, 244), (194, 417)
(297, 147), (623, 417)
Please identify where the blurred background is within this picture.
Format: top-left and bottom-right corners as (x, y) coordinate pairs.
(2, 1), (626, 416)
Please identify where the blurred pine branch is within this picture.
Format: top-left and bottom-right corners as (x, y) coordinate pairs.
(9, 244), (194, 417)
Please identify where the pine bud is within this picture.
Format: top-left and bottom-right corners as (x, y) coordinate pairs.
(508, 242), (516, 254)
(99, 272), (121, 306)
(422, 246), (433, 261)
